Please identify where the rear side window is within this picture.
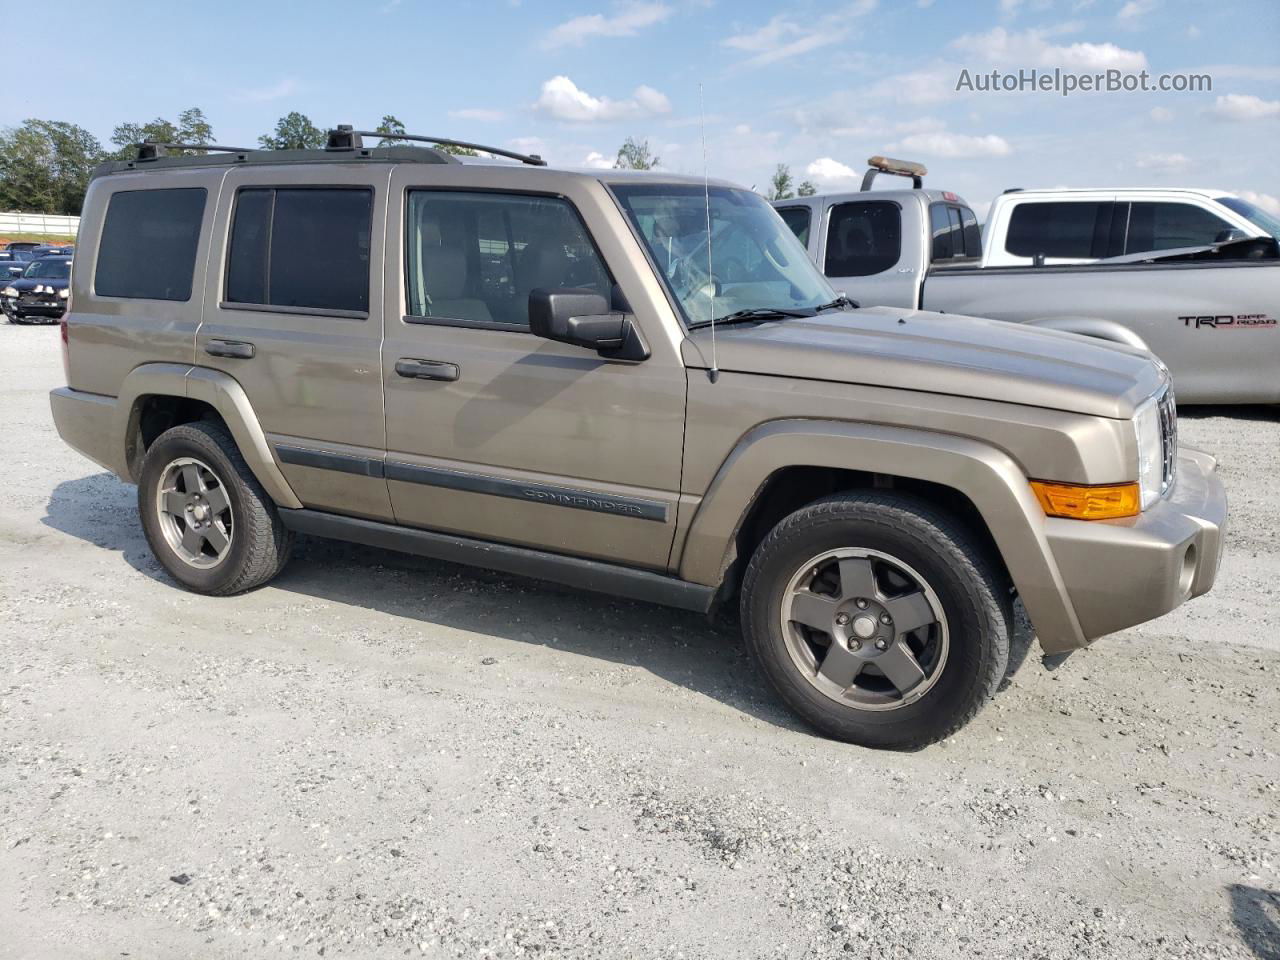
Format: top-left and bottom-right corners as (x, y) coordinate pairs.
(1125, 202), (1234, 255)
(226, 187), (373, 314)
(825, 201), (901, 277)
(405, 190), (611, 328)
(1005, 201), (1115, 259)
(95, 188), (206, 300)
(930, 203), (983, 261)
(777, 206), (812, 248)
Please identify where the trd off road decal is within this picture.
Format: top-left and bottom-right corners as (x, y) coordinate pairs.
(1180, 313), (1277, 330)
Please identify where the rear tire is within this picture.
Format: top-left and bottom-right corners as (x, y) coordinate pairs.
(138, 420), (293, 595)
(740, 491), (1010, 750)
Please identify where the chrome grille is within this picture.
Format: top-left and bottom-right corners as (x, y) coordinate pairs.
(1158, 387), (1177, 493)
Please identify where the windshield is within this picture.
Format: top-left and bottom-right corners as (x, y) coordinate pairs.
(610, 183), (836, 327)
(23, 259), (70, 279)
(1216, 196), (1280, 241)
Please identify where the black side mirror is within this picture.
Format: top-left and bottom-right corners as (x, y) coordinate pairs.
(528, 288), (649, 361)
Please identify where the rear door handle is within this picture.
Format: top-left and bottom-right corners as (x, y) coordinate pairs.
(395, 358), (459, 382)
(205, 339), (256, 359)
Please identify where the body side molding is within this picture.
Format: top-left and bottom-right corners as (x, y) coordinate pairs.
(279, 509), (712, 611)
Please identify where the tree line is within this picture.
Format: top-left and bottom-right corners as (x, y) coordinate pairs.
(0, 114), (814, 216)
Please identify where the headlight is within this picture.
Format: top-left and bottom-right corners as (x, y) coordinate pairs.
(1133, 395), (1164, 509)
(1, 286), (16, 297)
(58, 288), (70, 299)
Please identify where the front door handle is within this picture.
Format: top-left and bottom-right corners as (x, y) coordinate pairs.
(395, 358), (459, 382)
(205, 339), (256, 359)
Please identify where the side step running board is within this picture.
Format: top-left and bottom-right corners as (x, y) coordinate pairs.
(279, 509), (715, 614)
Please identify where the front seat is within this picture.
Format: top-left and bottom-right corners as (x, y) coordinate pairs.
(423, 245), (494, 323)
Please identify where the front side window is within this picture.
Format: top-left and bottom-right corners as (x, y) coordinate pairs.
(611, 183), (834, 327)
(1005, 201), (1113, 259)
(1216, 196), (1280, 241)
(826, 201), (902, 277)
(777, 206), (812, 248)
(406, 191), (611, 328)
(95, 188), (206, 300)
(226, 187), (372, 314)
(1125, 202), (1234, 255)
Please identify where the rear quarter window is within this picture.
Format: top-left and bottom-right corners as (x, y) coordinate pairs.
(94, 188), (207, 300)
(824, 201), (901, 277)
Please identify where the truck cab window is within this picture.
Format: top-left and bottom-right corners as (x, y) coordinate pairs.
(1124, 202), (1235, 255)
(777, 206), (812, 248)
(825, 201), (901, 277)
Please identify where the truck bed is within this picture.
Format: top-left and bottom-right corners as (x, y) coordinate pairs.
(921, 258), (1280, 405)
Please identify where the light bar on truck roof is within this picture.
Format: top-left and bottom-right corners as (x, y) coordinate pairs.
(861, 156), (927, 191)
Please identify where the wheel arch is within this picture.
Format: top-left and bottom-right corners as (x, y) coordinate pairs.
(113, 363), (302, 509)
(677, 419), (1088, 654)
(1020, 316), (1150, 352)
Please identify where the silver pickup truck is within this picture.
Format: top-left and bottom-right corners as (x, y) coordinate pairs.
(775, 158), (1280, 404)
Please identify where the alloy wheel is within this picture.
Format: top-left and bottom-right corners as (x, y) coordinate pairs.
(780, 548), (949, 711)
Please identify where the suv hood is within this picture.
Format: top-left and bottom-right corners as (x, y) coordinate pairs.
(682, 307), (1165, 419)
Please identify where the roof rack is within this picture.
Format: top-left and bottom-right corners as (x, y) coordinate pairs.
(325, 125), (547, 166)
(861, 155), (927, 191)
(135, 140), (257, 161)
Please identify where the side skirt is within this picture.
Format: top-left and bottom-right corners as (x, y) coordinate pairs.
(279, 509), (716, 614)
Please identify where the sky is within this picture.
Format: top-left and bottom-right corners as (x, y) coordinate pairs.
(7, 0), (1279, 219)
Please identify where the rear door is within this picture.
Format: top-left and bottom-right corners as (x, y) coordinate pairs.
(820, 198), (918, 308)
(196, 166), (393, 521)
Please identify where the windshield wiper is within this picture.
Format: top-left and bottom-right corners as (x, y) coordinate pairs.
(813, 294), (860, 312)
(687, 307), (813, 330)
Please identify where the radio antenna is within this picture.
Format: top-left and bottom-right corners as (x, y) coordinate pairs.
(699, 82), (718, 384)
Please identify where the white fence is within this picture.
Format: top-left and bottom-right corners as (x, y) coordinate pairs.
(0, 211), (80, 238)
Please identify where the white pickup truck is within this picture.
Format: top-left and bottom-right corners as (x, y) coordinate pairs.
(774, 158), (1280, 404)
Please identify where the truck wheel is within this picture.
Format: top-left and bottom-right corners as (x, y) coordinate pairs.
(740, 492), (1010, 749)
(138, 420), (293, 595)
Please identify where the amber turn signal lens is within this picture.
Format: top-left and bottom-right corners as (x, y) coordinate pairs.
(1030, 480), (1141, 520)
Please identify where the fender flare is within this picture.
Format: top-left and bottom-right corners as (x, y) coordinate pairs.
(112, 362), (303, 509)
(1020, 316), (1150, 352)
(678, 419), (1087, 654)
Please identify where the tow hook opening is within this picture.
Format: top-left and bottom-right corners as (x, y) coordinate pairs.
(1179, 543), (1197, 597)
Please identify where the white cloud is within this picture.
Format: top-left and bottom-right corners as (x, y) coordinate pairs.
(1149, 106), (1173, 121)
(723, 1), (876, 67)
(1117, 0), (1156, 21)
(952, 27), (1147, 71)
(1238, 191), (1280, 217)
(534, 75), (672, 123)
(544, 3), (672, 48)
(1134, 152), (1190, 171)
(234, 77), (299, 102)
(893, 131), (1012, 157)
(581, 151), (615, 169)
(806, 157), (861, 182)
(449, 108), (506, 122)
(1209, 94), (1280, 122)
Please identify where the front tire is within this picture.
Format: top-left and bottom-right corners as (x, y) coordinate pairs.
(740, 492), (1010, 749)
(138, 420), (293, 595)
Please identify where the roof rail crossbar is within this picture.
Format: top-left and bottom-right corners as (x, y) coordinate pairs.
(860, 155), (927, 191)
(135, 140), (256, 161)
(326, 126), (547, 166)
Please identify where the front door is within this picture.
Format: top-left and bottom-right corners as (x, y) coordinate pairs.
(197, 167), (392, 520)
(380, 173), (686, 570)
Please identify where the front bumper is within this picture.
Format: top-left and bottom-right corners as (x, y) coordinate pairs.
(1043, 446), (1226, 647)
(2, 296), (65, 319)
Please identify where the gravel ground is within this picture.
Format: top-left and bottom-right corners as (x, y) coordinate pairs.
(1, 321), (1277, 960)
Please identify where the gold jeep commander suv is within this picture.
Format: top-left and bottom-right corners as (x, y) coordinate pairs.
(50, 127), (1226, 749)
